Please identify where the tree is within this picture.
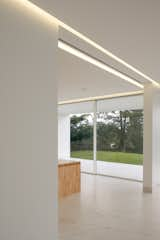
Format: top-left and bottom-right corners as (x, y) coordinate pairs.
(97, 122), (119, 151)
(71, 114), (93, 150)
(97, 110), (143, 153)
(117, 111), (130, 152)
(71, 110), (143, 154)
(126, 110), (143, 153)
(97, 111), (130, 152)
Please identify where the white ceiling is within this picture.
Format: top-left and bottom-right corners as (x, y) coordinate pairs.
(32, 0), (160, 101)
(58, 48), (139, 101)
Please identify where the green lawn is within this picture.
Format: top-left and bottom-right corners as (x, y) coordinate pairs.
(71, 150), (143, 165)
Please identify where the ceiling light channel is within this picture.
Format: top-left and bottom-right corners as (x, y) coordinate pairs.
(58, 39), (144, 89)
(15, 1), (160, 87)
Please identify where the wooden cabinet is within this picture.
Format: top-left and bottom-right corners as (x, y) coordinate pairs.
(58, 161), (81, 198)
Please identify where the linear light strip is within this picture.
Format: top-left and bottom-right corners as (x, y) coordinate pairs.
(60, 22), (160, 87)
(58, 90), (144, 105)
(58, 40), (144, 89)
(15, 0), (160, 87)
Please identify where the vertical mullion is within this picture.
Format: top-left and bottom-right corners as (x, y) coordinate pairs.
(93, 100), (97, 174)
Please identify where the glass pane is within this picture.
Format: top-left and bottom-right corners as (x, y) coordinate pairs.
(70, 113), (94, 173)
(97, 110), (143, 165)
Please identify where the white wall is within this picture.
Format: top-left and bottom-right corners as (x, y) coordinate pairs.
(153, 91), (160, 185)
(0, 1), (58, 240)
(143, 84), (160, 192)
(58, 115), (70, 159)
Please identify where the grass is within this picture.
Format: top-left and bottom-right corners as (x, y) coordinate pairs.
(71, 150), (143, 165)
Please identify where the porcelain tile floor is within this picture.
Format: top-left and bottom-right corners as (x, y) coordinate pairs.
(59, 173), (160, 240)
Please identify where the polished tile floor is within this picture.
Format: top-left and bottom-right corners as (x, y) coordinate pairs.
(59, 173), (160, 240)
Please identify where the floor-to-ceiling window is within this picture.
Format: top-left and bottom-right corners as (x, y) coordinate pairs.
(96, 109), (143, 179)
(60, 94), (144, 180)
(96, 95), (143, 180)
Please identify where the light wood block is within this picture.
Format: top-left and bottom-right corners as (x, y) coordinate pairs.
(58, 161), (81, 198)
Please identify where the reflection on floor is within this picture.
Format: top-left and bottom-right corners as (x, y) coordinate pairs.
(59, 173), (160, 240)
(71, 158), (143, 181)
